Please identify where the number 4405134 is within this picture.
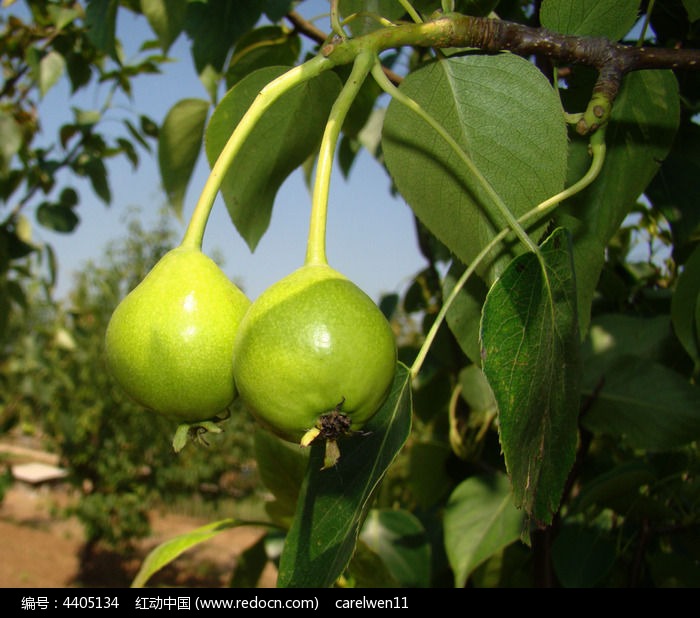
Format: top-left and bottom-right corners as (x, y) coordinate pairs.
(63, 597), (119, 609)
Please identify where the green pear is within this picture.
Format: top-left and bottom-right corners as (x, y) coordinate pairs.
(105, 246), (251, 423)
(232, 263), (397, 445)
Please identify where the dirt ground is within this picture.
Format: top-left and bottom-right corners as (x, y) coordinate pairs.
(0, 448), (278, 589)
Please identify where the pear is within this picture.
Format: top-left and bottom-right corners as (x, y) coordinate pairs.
(232, 263), (397, 445)
(105, 246), (251, 423)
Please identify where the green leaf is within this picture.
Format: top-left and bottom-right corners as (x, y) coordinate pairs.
(141, 0), (187, 53)
(581, 356), (700, 450)
(131, 518), (265, 588)
(276, 363), (413, 588)
(124, 118), (151, 150)
(225, 26), (301, 89)
(25, 46), (42, 81)
(5, 279), (27, 311)
(407, 441), (453, 509)
(443, 473), (525, 587)
(46, 5), (82, 31)
(205, 66), (341, 251)
(551, 523), (616, 588)
(460, 364), (497, 412)
(696, 298), (700, 367)
(378, 292), (399, 321)
(36, 203), (79, 233)
(0, 169), (23, 201)
(672, 243), (700, 365)
(37, 50), (66, 98)
(647, 123), (700, 261)
(158, 98), (209, 218)
(0, 288), (8, 339)
(443, 261), (489, 364)
(450, 366), (498, 461)
(59, 187), (79, 208)
(0, 224), (35, 261)
(359, 508), (431, 588)
(264, 1), (295, 22)
(649, 549), (700, 587)
(82, 157), (111, 204)
(140, 114), (159, 138)
(411, 369), (451, 425)
(85, 0), (119, 60)
(66, 51), (92, 92)
(44, 243), (58, 289)
(13, 214), (34, 251)
(0, 110), (23, 175)
(569, 461), (657, 515)
(171, 423), (189, 454)
(184, 0), (262, 78)
(254, 428), (310, 526)
(480, 228), (581, 527)
(558, 69), (679, 333)
(581, 313), (676, 387)
(540, 0), (641, 40)
(346, 540), (401, 587)
(228, 534), (271, 588)
(116, 137), (138, 168)
(557, 218), (607, 339)
(72, 107), (101, 126)
(683, 0), (700, 22)
(382, 54), (568, 285)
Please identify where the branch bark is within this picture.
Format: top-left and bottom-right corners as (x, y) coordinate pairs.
(285, 9), (328, 45)
(448, 15), (699, 132)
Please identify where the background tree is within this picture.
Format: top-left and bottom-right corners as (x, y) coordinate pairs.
(1, 208), (262, 564)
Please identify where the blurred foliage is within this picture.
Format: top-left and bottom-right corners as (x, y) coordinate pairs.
(1, 210), (261, 549)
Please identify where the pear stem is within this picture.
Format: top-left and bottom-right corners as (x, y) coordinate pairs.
(305, 51), (375, 266)
(180, 54), (333, 250)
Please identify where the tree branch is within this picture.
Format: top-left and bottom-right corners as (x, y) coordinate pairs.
(450, 15), (700, 132)
(320, 12), (700, 134)
(285, 9), (328, 45)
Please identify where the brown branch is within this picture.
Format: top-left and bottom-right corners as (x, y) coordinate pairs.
(0, 65), (29, 99)
(285, 9), (328, 45)
(628, 517), (651, 587)
(452, 16), (700, 72)
(292, 10), (700, 132)
(532, 527), (557, 587)
(440, 15), (700, 132)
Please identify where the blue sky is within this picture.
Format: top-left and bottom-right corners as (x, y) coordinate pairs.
(15, 1), (428, 304)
